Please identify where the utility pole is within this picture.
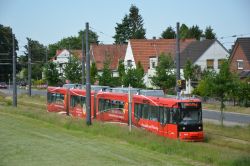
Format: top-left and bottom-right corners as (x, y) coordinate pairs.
(128, 84), (132, 132)
(82, 28), (85, 85)
(45, 46), (48, 86)
(176, 22), (181, 98)
(85, 22), (91, 125)
(12, 33), (17, 107)
(28, 40), (31, 96)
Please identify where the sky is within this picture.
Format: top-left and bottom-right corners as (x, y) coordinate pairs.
(0, 0), (250, 55)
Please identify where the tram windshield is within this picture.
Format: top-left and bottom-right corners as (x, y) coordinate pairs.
(179, 102), (202, 125)
(179, 110), (202, 124)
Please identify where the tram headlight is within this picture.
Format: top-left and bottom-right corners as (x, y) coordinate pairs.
(182, 127), (185, 130)
(198, 126), (202, 130)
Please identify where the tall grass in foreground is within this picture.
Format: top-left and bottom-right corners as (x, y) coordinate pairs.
(1, 106), (249, 166)
(0, 95), (250, 166)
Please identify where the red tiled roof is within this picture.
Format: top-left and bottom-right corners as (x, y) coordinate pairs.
(129, 39), (196, 71)
(56, 50), (64, 56)
(90, 44), (127, 70)
(70, 50), (83, 60)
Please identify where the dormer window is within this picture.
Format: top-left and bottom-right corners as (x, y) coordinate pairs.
(237, 60), (243, 69)
(152, 62), (156, 68)
(149, 57), (157, 69)
(127, 60), (132, 67)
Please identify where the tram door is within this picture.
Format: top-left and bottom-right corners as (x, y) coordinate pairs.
(159, 107), (168, 137)
(167, 108), (179, 139)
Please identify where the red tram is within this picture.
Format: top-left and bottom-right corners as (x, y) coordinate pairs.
(47, 86), (204, 141)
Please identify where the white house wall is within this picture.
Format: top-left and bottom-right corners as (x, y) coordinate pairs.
(194, 41), (229, 72)
(182, 41), (229, 95)
(53, 50), (70, 64)
(124, 41), (136, 69)
(52, 50), (71, 76)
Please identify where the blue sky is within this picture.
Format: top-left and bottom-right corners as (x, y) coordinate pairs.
(0, 0), (249, 55)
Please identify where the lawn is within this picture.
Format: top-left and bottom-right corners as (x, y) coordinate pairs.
(0, 108), (192, 166)
(0, 95), (249, 166)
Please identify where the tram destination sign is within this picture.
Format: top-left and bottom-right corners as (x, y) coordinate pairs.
(179, 102), (201, 109)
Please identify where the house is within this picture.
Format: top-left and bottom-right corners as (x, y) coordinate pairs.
(52, 49), (83, 75)
(180, 39), (229, 94)
(124, 39), (195, 87)
(90, 44), (127, 77)
(229, 38), (250, 75)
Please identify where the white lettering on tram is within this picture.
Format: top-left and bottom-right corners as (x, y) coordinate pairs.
(140, 124), (158, 130)
(108, 114), (124, 119)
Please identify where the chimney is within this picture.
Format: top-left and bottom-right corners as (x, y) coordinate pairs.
(152, 36), (156, 40)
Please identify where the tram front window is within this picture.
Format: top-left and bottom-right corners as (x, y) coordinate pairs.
(179, 110), (202, 125)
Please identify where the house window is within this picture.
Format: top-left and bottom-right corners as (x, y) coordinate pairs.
(149, 57), (157, 69)
(237, 60), (243, 69)
(127, 60), (132, 67)
(206, 59), (214, 69)
(152, 62), (156, 68)
(218, 59), (225, 69)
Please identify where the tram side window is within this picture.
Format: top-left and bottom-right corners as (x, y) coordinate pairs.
(159, 107), (169, 124)
(104, 99), (111, 111)
(142, 104), (149, 120)
(47, 92), (52, 103)
(98, 99), (105, 112)
(169, 108), (179, 124)
(47, 92), (64, 104)
(111, 100), (124, 109)
(98, 99), (111, 112)
(70, 95), (86, 107)
(149, 106), (159, 122)
(134, 103), (142, 119)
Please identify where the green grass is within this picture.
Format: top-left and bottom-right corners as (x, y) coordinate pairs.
(0, 107), (192, 166)
(0, 95), (250, 166)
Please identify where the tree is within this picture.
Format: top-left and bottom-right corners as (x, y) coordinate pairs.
(234, 80), (250, 107)
(183, 60), (194, 80)
(0, 24), (19, 82)
(118, 60), (125, 85)
(193, 70), (216, 99)
(188, 25), (203, 40)
(113, 5), (146, 44)
(90, 62), (98, 84)
(194, 61), (236, 126)
(113, 15), (131, 44)
(204, 26), (216, 39)
(123, 61), (145, 88)
(98, 61), (113, 86)
(43, 61), (60, 86)
(212, 61), (236, 126)
(64, 56), (82, 83)
(183, 60), (195, 93)
(161, 26), (175, 39)
(48, 29), (98, 60)
(22, 38), (46, 80)
(129, 5), (146, 39)
(179, 24), (189, 39)
(151, 53), (176, 93)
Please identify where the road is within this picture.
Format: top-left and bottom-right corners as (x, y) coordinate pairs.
(0, 87), (46, 96)
(203, 109), (250, 126)
(1, 88), (250, 126)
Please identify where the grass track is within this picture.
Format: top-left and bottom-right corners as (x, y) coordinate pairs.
(0, 110), (193, 166)
(0, 95), (250, 166)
